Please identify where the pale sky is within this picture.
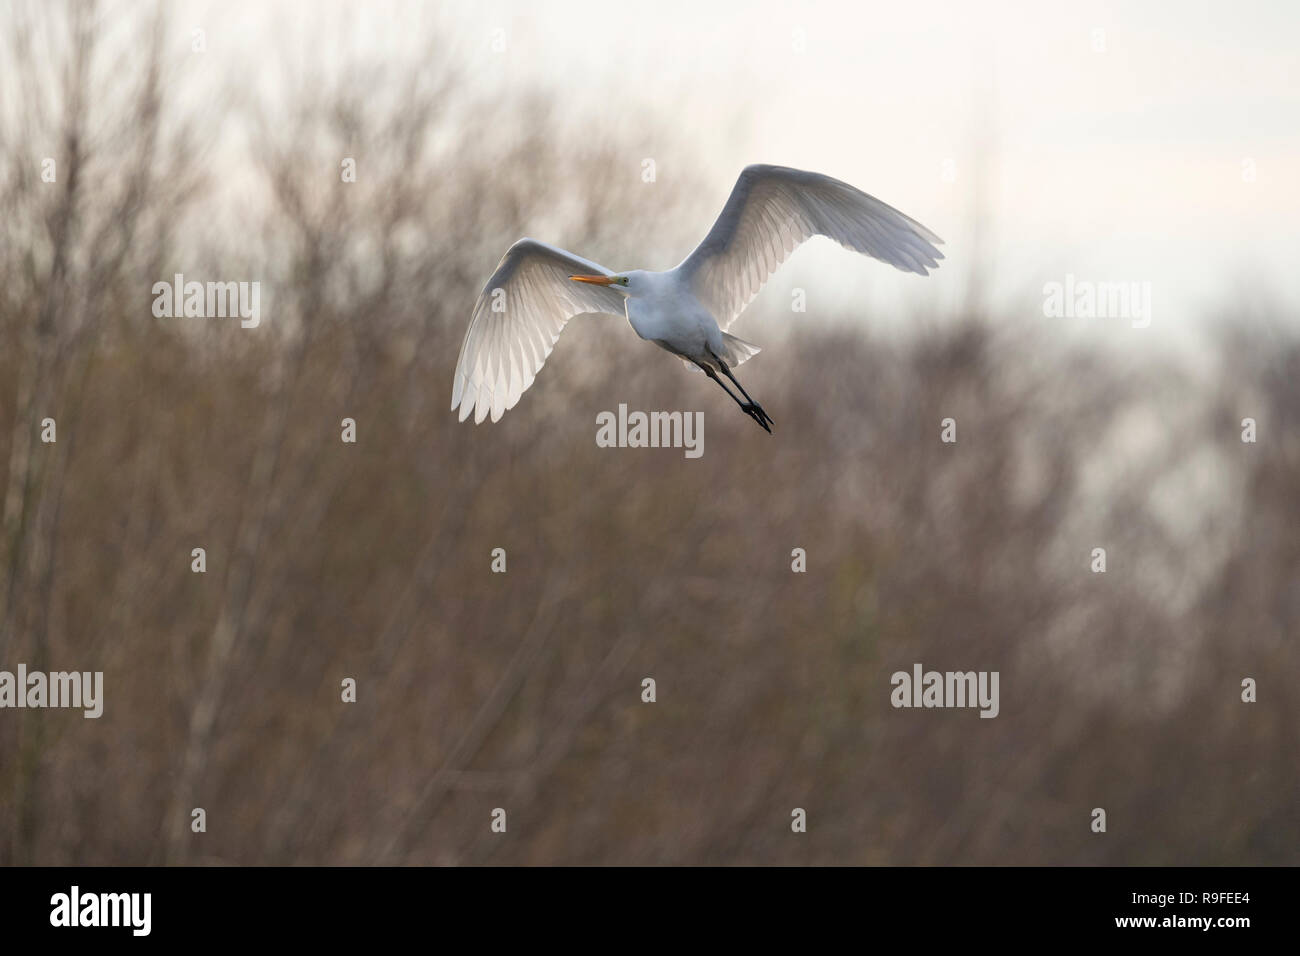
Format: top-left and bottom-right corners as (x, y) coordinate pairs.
(176, 0), (1300, 349)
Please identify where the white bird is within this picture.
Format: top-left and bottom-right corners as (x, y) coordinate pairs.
(451, 164), (943, 432)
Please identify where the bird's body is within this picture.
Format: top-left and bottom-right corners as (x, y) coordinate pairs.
(621, 270), (730, 368)
(452, 164), (944, 431)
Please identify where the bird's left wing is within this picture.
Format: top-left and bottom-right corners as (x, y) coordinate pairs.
(452, 238), (626, 423)
(675, 164), (944, 330)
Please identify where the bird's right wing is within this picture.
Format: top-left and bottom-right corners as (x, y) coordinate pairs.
(675, 164), (944, 329)
(452, 238), (626, 423)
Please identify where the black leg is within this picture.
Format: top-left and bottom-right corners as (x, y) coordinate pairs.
(710, 351), (774, 431)
(698, 363), (747, 409)
(696, 360), (772, 433)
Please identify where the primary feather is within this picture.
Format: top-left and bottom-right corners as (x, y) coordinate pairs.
(676, 164), (944, 329)
(452, 238), (625, 423)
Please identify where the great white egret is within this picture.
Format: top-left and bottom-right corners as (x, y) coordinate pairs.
(451, 164), (943, 432)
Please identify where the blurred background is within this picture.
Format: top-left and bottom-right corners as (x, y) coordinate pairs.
(0, 0), (1296, 865)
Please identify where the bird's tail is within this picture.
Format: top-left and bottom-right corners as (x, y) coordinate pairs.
(681, 332), (761, 373)
(719, 331), (761, 368)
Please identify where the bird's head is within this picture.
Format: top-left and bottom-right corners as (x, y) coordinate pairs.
(568, 270), (642, 296)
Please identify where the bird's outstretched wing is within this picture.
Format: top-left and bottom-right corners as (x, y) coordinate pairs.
(675, 164), (944, 329)
(452, 238), (625, 423)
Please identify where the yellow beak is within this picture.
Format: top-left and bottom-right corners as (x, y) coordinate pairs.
(568, 274), (617, 285)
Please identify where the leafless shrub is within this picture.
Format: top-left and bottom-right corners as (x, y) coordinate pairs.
(0, 5), (1294, 866)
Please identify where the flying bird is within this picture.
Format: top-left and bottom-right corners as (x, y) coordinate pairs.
(451, 164), (943, 432)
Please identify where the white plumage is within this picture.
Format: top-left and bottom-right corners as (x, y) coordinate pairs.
(451, 164), (944, 431)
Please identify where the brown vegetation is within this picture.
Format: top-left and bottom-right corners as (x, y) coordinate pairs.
(0, 4), (1294, 865)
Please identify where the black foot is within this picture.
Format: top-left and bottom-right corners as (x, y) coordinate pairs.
(742, 402), (774, 433)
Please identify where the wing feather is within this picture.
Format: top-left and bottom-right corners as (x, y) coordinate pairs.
(675, 164), (944, 329)
(451, 238), (625, 423)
